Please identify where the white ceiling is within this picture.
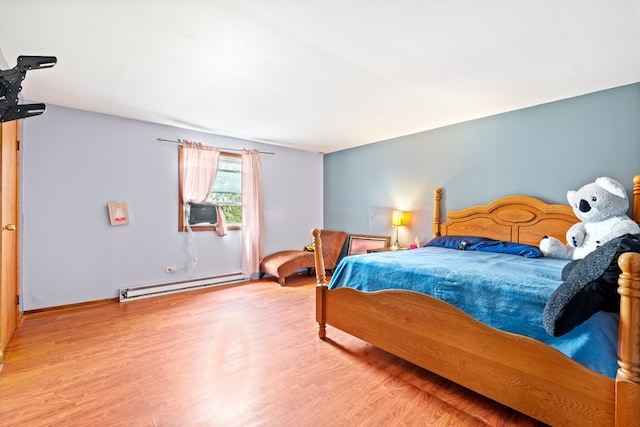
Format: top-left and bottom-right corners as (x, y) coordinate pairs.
(1, 1), (639, 153)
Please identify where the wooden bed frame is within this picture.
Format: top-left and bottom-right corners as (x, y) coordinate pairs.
(313, 175), (640, 427)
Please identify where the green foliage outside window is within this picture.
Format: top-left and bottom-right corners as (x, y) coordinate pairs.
(221, 205), (242, 224)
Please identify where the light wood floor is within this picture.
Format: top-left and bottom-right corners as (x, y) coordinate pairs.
(0, 274), (546, 426)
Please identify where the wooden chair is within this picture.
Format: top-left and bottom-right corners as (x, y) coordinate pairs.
(259, 230), (347, 285)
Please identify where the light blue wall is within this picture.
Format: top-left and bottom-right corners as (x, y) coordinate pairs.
(324, 83), (640, 247)
(21, 105), (323, 309)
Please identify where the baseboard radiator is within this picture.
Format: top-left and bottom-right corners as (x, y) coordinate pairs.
(119, 272), (249, 302)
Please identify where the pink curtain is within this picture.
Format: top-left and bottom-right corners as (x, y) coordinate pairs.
(180, 141), (219, 204)
(213, 205), (227, 237)
(241, 149), (264, 275)
(180, 141), (227, 236)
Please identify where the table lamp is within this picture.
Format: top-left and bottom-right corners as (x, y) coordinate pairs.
(391, 210), (405, 249)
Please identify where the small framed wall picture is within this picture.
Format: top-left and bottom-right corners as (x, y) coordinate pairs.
(108, 201), (129, 226)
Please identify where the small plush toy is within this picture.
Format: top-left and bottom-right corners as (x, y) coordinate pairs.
(540, 177), (640, 260)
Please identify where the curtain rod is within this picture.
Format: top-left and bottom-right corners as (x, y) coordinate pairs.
(156, 138), (275, 155)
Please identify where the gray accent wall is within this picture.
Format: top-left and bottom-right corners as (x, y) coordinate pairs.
(21, 105), (323, 309)
(324, 83), (640, 248)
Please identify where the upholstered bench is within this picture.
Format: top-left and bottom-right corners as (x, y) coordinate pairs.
(259, 229), (347, 285)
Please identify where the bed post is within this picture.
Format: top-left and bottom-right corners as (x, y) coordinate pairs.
(615, 251), (640, 427)
(432, 187), (442, 238)
(312, 228), (327, 339)
(632, 175), (640, 224)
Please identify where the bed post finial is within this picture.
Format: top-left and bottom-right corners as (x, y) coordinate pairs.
(312, 228), (326, 286)
(433, 187), (442, 238)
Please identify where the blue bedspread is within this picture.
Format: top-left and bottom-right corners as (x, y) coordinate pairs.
(329, 247), (619, 378)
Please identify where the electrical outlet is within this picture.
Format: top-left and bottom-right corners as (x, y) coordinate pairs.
(165, 266), (177, 273)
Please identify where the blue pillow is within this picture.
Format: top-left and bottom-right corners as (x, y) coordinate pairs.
(425, 235), (543, 258)
(474, 240), (543, 258)
(425, 235), (495, 250)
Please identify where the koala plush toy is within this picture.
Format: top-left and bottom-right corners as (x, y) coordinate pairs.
(539, 177), (640, 260)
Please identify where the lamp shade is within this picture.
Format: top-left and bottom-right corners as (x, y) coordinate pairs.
(391, 210), (405, 226)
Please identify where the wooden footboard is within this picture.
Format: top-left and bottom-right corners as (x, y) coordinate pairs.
(313, 228), (640, 426)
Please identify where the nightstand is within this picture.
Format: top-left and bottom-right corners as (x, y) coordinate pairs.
(366, 247), (407, 253)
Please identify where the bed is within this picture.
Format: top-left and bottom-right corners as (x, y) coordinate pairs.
(312, 176), (640, 427)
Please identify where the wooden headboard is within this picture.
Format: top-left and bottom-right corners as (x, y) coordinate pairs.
(433, 175), (640, 247)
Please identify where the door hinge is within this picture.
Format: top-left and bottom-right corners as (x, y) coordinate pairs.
(16, 295), (19, 305)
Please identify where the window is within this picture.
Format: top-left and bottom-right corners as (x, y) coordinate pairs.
(178, 151), (242, 232)
(208, 154), (242, 224)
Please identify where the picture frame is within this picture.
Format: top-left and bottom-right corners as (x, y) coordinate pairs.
(108, 201), (130, 226)
(347, 234), (391, 256)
